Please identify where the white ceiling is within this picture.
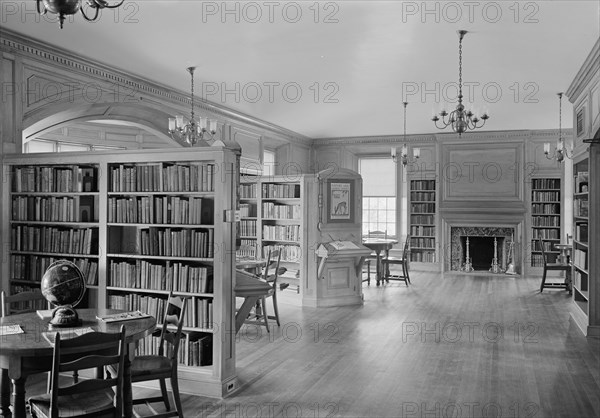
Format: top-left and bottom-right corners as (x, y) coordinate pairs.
(2, 1), (599, 139)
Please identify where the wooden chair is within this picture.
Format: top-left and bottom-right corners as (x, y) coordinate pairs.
(1, 290), (53, 402)
(245, 249), (285, 332)
(382, 235), (411, 286)
(538, 238), (570, 292)
(1, 289), (47, 316)
(28, 326), (127, 418)
(122, 292), (187, 418)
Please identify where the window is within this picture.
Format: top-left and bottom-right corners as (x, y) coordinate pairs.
(24, 139), (125, 153)
(263, 149), (275, 176)
(359, 157), (396, 237)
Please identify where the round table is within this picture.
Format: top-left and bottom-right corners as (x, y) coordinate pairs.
(362, 239), (398, 285)
(236, 258), (267, 276)
(0, 308), (156, 418)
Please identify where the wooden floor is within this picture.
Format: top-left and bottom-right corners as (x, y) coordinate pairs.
(29, 271), (600, 417)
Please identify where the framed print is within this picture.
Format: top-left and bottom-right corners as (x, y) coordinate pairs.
(327, 180), (354, 223)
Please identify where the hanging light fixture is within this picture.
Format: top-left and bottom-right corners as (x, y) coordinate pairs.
(544, 92), (572, 163)
(392, 102), (420, 166)
(168, 67), (217, 147)
(432, 30), (490, 136)
(37, 0), (124, 29)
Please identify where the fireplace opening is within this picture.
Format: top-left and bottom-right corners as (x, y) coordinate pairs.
(461, 236), (504, 271)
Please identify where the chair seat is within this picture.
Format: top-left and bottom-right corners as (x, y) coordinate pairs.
(29, 388), (116, 418)
(545, 263), (570, 270)
(383, 256), (406, 264)
(131, 355), (172, 377)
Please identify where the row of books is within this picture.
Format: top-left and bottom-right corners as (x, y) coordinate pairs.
(11, 195), (98, 223)
(12, 165), (97, 193)
(109, 259), (213, 293)
(262, 225), (300, 242)
(410, 225), (435, 236)
(239, 220), (257, 237)
(532, 216), (560, 227)
(410, 214), (435, 225)
(574, 198), (589, 217)
(136, 332), (213, 366)
(11, 225), (98, 255)
(138, 227), (214, 258)
(262, 202), (301, 219)
(239, 203), (256, 217)
(109, 162), (215, 193)
(573, 249), (588, 270)
(262, 244), (301, 263)
(261, 183), (300, 199)
(108, 293), (214, 329)
(532, 229), (560, 240)
(410, 237), (435, 248)
(411, 203), (435, 214)
(531, 203), (560, 215)
(576, 224), (588, 243)
(239, 183), (257, 199)
(10, 255), (98, 285)
(410, 191), (436, 202)
(531, 239), (558, 252)
(531, 191), (560, 202)
(411, 180), (435, 191)
(573, 270), (588, 293)
(531, 178), (560, 189)
(237, 240), (258, 259)
(108, 196), (206, 224)
(410, 251), (436, 262)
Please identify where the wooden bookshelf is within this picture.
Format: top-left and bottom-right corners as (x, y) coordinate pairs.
(530, 178), (561, 267)
(409, 179), (437, 264)
(571, 139), (600, 337)
(236, 175), (309, 294)
(1, 146), (240, 397)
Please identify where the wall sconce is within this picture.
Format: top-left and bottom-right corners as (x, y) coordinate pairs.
(544, 92), (572, 163)
(392, 144), (420, 166)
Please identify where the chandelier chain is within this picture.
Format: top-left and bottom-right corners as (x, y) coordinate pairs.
(458, 35), (463, 101)
(558, 92), (562, 141)
(190, 69), (195, 121)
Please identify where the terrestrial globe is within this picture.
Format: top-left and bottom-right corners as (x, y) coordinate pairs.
(41, 260), (86, 328)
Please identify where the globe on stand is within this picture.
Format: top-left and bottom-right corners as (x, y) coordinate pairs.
(41, 260), (87, 328)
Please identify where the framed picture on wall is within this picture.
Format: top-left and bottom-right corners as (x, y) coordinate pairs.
(327, 179), (354, 223)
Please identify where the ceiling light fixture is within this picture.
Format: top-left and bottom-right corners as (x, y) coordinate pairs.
(544, 92), (572, 163)
(432, 30), (490, 136)
(392, 102), (420, 166)
(37, 0), (124, 29)
(168, 67), (217, 147)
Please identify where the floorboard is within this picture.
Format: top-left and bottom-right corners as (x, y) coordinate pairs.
(25, 271), (600, 417)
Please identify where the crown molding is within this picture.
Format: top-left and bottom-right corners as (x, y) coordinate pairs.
(0, 28), (311, 146)
(313, 133), (437, 146)
(566, 37), (600, 103)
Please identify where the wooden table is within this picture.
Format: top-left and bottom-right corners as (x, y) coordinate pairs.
(0, 308), (156, 418)
(236, 258), (267, 276)
(362, 239), (398, 285)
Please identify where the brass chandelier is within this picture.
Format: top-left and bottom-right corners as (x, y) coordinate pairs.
(168, 67), (217, 147)
(432, 30), (490, 136)
(392, 102), (420, 166)
(37, 0), (125, 29)
(544, 92), (573, 163)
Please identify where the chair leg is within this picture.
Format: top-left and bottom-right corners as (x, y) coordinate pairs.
(159, 377), (171, 411)
(367, 261), (371, 285)
(261, 296), (269, 332)
(272, 291), (281, 327)
(540, 266), (548, 292)
(1, 369), (10, 417)
(170, 375), (184, 418)
(404, 262), (410, 285)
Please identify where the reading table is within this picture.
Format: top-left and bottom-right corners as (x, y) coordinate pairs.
(0, 308), (155, 418)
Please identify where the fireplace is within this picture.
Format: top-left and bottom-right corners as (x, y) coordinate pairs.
(450, 227), (514, 271)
